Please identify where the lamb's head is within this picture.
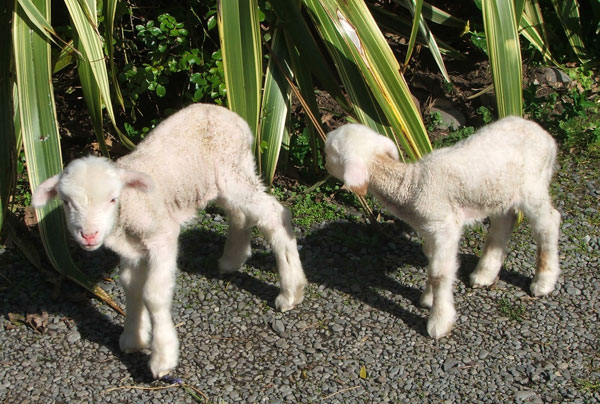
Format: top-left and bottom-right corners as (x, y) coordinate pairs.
(325, 124), (399, 196)
(32, 156), (154, 251)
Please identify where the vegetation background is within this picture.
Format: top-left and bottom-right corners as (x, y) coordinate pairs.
(1, 0), (599, 307)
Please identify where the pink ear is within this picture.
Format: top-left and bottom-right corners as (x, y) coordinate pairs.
(343, 157), (369, 196)
(120, 170), (155, 193)
(32, 175), (61, 208)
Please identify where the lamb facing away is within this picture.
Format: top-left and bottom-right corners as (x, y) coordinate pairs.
(325, 117), (560, 339)
(32, 103), (307, 378)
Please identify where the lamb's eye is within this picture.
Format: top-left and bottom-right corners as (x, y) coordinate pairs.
(110, 197), (118, 204)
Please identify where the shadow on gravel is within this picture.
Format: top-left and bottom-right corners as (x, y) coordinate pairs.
(300, 221), (430, 335)
(0, 248), (157, 382)
(178, 226), (284, 307)
(176, 219), (537, 337)
(177, 221), (432, 335)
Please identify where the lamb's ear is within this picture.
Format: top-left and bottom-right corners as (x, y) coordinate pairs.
(120, 169), (155, 193)
(380, 136), (400, 161)
(31, 175), (61, 208)
(343, 157), (369, 196)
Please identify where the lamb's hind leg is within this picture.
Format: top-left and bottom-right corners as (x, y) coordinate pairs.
(527, 202), (561, 296)
(242, 192), (307, 312)
(470, 211), (517, 288)
(218, 205), (252, 273)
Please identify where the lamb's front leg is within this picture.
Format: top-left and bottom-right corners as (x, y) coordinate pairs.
(144, 232), (180, 378)
(119, 258), (151, 353)
(422, 228), (461, 339)
(247, 195), (307, 312)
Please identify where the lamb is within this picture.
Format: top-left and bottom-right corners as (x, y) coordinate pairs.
(325, 116), (560, 339)
(32, 103), (307, 378)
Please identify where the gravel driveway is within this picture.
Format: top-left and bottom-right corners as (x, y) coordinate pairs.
(0, 153), (598, 404)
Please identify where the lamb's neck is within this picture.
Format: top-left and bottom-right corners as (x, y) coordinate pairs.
(368, 154), (416, 211)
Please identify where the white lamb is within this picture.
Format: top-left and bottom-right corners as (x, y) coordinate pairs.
(32, 103), (307, 378)
(325, 116), (560, 339)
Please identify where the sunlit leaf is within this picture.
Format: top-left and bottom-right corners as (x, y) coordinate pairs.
(218, 0), (262, 153)
(482, 0), (522, 117)
(13, 0), (123, 315)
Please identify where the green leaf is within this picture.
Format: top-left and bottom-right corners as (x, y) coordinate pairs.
(305, 0), (432, 160)
(218, 0), (263, 153)
(259, 29), (292, 186)
(156, 83), (167, 97)
(103, 0), (125, 110)
(13, 0), (123, 315)
(482, 0), (523, 117)
(75, 29), (110, 158)
(550, 0), (589, 64)
(403, 0), (424, 71)
(359, 365), (367, 379)
(16, 0), (60, 46)
(64, 0), (135, 149)
(519, 0), (555, 65)
(270, 0), (350, 112)
(395, 0), (467, 28)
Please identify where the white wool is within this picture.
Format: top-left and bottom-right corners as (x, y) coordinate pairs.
(325, 116), (561, 339)
(32, 103), (307, 378)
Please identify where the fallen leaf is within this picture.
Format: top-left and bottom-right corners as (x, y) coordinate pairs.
(359, 365), (367, 379)
(26, 311), (49, 334)
(6, 313), (25, 329)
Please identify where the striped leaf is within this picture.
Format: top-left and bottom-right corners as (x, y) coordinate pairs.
(305, 0), (431, 160)
(403, 0), (424, 71)
(259, 29), (292, 186)
(13, 0), (122, 315)
(482, 0), (523, 117)
(218, 0), (263, 154)
(103, 0), (125, 109)
(270, 0), (350, 112)
(63, 0), (135, 149)
(520, 0), (555, 64)
(370, 6), (464, 60)
(550, 0), (589, 64)
(400, 0), (450, 83)
(73, 0), (109, 157)
(303, 0), (399, 152)
(395, 0), (466, 28)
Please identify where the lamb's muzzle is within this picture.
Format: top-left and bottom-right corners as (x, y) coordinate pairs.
(325, 117), (560, 338)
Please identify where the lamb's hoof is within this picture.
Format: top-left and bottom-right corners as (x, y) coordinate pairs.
(470, 271), (498, 288)
(275, 292), (304, 312)
(419, 291), (433, 308)
(530, 277), (555, 297)
(149, 350), (179, 379)
(426, 309), (456, 339)
(119, 331), (150, 353)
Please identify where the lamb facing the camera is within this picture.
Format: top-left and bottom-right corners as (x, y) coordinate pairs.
(325, 116), (560, 338)
(32, 103), (307, 378)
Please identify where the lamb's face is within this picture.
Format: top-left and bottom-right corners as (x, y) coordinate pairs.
(57, 158), (124, 250)
(32, 156), (155, 251)
(325, 124), (399, 195)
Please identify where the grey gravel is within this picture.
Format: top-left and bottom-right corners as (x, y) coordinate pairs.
(0, 153), (599, 403)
